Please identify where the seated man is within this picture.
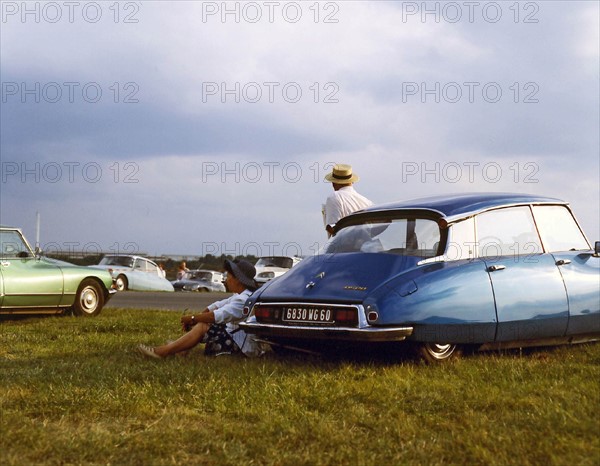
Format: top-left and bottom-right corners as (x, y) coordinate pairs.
(138, 259), (261, 358)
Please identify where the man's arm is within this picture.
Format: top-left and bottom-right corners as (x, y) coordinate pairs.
(181, 309), (215, 328)
(324, 196), (342, 234)
(326, 224), (335, 237)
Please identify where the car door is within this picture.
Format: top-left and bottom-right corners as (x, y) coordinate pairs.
(0, 230), (64, 310)
(532, 205), (600, 336)
(132, 258), (166, 291)
(476, 206), (570, 342)
(145, 260), (165, 288)
(0, 268), (5, 308)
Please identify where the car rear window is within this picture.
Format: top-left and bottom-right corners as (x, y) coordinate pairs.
(325, 218), (441, 257)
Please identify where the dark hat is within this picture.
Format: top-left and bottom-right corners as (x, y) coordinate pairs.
(224, 259), (257, 290)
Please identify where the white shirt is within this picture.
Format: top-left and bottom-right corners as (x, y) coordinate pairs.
(209, 289), (262, 357)
(324, 186), (373, 229)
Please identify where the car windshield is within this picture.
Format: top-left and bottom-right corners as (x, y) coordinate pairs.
(0, 230), (33, 258)
(189, 271), (213, 281)
(325, 218), (441, 257)
(99, 256), (134, 267)
(255, 257), (293, 268)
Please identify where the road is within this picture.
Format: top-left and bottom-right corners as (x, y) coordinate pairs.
(106, 291), (233, 311)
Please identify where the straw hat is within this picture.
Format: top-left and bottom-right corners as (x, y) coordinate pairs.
(324, 164), (359, 184)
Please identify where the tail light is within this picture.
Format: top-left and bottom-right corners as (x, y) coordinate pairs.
(254, 306), (281, 323)
(335, 309), (358, 325)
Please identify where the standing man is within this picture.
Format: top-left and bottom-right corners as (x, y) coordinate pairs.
(323, 164), (373, 237)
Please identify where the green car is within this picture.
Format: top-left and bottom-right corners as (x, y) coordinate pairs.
(0, 226), (116, 317)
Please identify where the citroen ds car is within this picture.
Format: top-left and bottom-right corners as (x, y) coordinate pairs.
(94, 255), (174, 292)
(254, 256), (302, 284)
(241, 193), (600, 362)
(0, 226), (116, 317)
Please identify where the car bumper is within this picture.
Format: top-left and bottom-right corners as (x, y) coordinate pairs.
(240, 318), (413, 342)
(106, 287), (118, 302)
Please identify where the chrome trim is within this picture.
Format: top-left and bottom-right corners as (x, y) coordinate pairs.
(241, 303), (413, 342)
(442, 201), (568, 227)
(240, 319), (413, 342)
(0, 304), (65, 310)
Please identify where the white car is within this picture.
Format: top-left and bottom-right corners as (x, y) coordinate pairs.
(254, 256), (302, 284)
(94, 255), (174, 292)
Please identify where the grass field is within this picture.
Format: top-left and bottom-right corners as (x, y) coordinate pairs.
(1, 308), (599, 466)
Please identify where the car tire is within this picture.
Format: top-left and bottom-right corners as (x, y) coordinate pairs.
(115, 275), (128, 291)
(416, 342), (462, 363)
(73, 279), (105, 317)
(198, 287), (209, 293)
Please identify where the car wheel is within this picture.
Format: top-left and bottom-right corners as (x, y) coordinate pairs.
(115, 275), (128, 291)
(417, 342), (461, 363)
(198, 287), (209, 292)
(73, 279), (105, 317)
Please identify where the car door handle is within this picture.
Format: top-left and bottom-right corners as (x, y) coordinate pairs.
(487, 265), (506, 272)
(1, 261), (10, 267)
(556, 259), (571, 266)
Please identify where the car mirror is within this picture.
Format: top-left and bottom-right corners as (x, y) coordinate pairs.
(594, 241), (600, 257)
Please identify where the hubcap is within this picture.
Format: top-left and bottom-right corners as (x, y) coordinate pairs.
(80, 286), (99, 313)
(425, 343), (456, 360)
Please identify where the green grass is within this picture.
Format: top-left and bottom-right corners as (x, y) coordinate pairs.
(1, 309), (599, 465)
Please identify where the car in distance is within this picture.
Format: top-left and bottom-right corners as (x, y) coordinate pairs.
(241, 193), (600, 362)
(0, 226), (116, 317)
(94, 255), (174, 292)
(171, 269), (226, 292)
(254, 256), (302, 284)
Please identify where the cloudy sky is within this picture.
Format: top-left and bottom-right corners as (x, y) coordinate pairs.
(1, 1), (598, 258)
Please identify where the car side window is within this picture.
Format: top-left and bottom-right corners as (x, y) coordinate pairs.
(447, 218), (476, 260)
(476, 206), (542, 258)
(134, 259), (146, 271)
(532, 205), (589, 252)
(0, 231), (32, 258)
(147, 262), (159, 275)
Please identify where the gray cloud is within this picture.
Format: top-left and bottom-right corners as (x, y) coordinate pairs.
(1, 1), (598, 254)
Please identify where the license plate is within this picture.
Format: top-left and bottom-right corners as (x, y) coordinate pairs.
(282, 306), (335, 324)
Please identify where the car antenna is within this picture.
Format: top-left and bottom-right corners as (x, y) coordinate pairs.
(35, 211), (41, 251)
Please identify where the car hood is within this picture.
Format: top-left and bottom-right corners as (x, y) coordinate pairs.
(256, 253), (421, 303)
(256, 266), (289, 274)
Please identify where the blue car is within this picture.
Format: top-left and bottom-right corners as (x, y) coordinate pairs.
(241, 193), (600, 362)
(93, 255), (174, 292)
(171, 270), (226, 292)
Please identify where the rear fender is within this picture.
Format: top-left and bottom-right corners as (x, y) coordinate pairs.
(364, 259), (497, 344)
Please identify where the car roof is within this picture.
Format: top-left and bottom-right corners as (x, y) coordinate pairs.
(351, 192), (566, 223)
